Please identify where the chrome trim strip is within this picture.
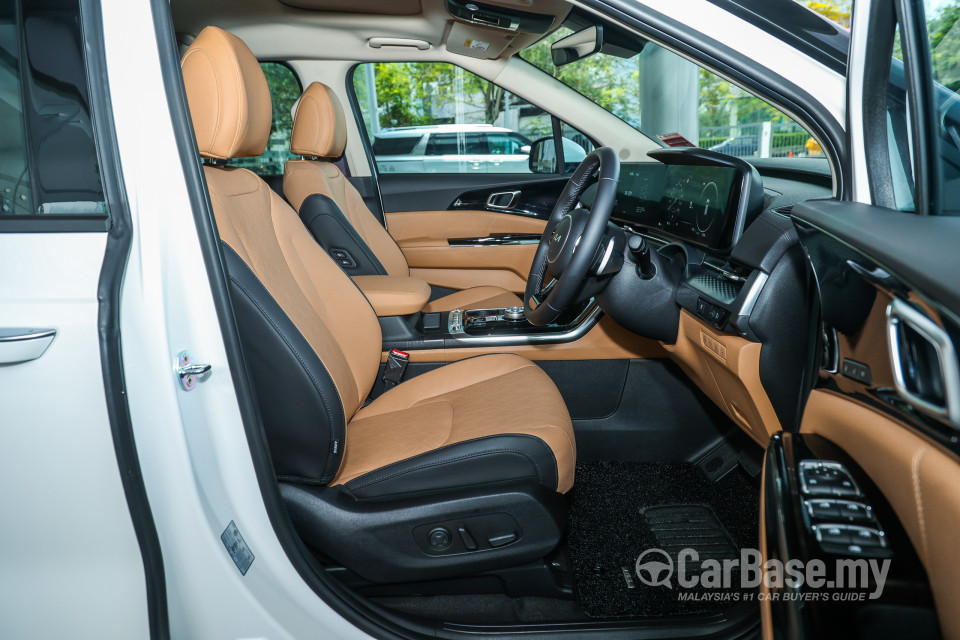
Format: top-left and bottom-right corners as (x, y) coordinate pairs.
(0, 328), (57, 342)
(737, 271), (769, 319)
(448, 234), (541, 247)
(447, 303), (602, 346)
(486, 190), (521, 210)
(886, 297), (960, 426)
(596, 237), (615, 274)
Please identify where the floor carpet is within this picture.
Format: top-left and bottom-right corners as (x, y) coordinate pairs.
(567, 461), (760, 618)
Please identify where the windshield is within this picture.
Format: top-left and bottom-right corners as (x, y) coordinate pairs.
(520, 26), (825, 163)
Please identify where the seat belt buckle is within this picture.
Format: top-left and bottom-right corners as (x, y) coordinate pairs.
(382, 349), (410, 388)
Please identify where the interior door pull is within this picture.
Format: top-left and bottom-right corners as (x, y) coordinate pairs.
(0, 328), (57, 364)
(486, 191), (521, 210)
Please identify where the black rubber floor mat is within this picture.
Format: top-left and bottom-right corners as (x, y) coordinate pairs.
(567, 462), (759, 618)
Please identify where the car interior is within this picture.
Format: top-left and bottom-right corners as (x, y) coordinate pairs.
(166, 0), (956, 638)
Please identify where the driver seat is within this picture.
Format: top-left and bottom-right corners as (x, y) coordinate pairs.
(181, 27), (575, 584)
(283, 81), (523, 312)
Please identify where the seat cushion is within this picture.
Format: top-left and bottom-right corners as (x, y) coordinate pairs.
(331, 354), (575, 498)
(422, 286), (523, 313)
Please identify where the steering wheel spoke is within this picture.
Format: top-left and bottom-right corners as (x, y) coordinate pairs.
(523, 148), (621, 326)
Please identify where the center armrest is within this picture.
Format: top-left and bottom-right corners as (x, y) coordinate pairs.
(352, 275), (431, 317)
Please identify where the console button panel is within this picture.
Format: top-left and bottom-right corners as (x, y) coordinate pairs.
(798, 460), (892, 559)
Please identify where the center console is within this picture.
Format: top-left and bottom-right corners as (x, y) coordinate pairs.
(378, 301), (602, 353)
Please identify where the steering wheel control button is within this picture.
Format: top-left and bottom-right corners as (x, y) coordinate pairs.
(488, 532), (518, 548)
(427, 527), (453, 551)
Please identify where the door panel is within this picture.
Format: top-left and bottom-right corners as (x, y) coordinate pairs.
(378, 172), (569, 216)
(386, 209), (546, 293)
(0, 234), (150, 640)
(801, 390), (960, 635)
(0, 1), (152, 636)
(757, 202), (958, 638)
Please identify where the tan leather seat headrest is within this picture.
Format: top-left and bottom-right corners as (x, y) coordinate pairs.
(291, 82), (347, 159)
(181, 26), (272, 160)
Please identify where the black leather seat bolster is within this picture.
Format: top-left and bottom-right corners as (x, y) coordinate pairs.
(299, 193), (387, 276)
(343, 434), (560, 500)
(222, 243), (346, 484)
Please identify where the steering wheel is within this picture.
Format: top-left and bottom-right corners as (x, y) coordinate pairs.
(524, 147), (620, 326)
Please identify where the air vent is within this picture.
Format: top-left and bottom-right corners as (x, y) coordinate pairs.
(821, 326), (839, 373)
(886, 298), (960, 426)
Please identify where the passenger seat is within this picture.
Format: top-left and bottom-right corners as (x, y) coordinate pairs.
(283, 82), (524, 313)
(181, 26), (575, 585)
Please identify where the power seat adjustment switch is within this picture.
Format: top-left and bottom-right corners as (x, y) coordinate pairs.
(427, 527), (452, 551)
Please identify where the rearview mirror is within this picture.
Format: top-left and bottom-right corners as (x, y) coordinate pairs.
(551, 26), (603, 67)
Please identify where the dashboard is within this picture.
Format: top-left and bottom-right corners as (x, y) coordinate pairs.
(608, 148), (764, 254)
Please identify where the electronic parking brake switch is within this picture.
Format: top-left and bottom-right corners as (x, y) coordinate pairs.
(382, 349), (409, 389)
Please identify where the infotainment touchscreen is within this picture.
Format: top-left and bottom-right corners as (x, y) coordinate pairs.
(611, 162), (741, 251)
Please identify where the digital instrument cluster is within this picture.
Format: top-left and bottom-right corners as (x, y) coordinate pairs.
(611, 157), (745, 252)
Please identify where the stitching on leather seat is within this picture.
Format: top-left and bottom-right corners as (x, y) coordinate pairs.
(224, 243), (346, 481)
(348, 449), (544, 492)
(344, 433), (559, 491)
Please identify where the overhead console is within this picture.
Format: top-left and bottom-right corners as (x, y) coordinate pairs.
(446, 0), (555, 33)
(444, 0), (569, 59)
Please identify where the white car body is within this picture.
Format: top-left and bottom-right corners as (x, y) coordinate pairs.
(0, 0), (854, 637)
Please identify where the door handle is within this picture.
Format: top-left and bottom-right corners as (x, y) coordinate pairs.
(486, 190), (521, 210)
(0, 328), (57, 364)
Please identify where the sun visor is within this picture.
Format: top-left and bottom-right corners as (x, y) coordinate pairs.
(445, 22), (513, 59)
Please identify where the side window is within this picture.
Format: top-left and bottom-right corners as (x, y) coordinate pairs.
(351, 62), (593, 174)
(0, 0), (106, 219)
(885, 28), (917, 212)
(227, 62), (301, 175)
(885, 5), (960, 215)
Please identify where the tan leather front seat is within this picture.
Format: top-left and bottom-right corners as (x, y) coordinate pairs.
(182, 27), (574, 506)
(283, 82), (524, 313)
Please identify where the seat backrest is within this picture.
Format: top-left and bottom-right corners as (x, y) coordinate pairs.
(181, 27), (382, 484)
(283, 82), (409, 277)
